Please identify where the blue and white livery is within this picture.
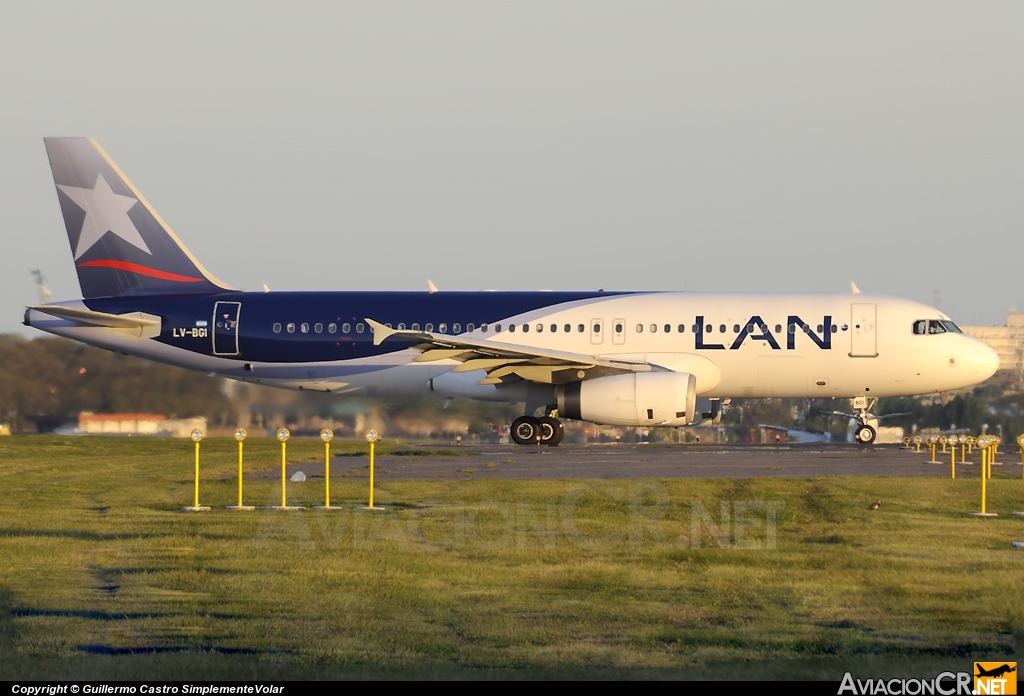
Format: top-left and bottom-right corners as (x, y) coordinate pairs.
(25, 139), (999, 445)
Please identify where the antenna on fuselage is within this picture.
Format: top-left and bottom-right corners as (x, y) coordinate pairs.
(31, 270), (52, 303)
(850, 281), (861, 294)
(427, 279), (438, 294)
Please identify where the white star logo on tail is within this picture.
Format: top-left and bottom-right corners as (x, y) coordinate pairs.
(58, 174), (151, 260)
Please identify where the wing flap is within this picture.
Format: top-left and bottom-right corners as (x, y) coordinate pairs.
(365, 317), (651, 386)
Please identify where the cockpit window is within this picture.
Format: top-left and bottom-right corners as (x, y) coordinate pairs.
(941, 321), (962, 333)
(927, 320), (947, 334)
(913, 320), (926, 335)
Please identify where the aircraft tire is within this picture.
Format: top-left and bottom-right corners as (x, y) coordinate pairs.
(538, 417), (564, 446)
(511, 416), (540, 445)
(855, 424), (877, 445)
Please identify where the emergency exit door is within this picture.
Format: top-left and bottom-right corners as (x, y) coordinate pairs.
(849, 303), (877, 358)
(213, 301), (241, 356)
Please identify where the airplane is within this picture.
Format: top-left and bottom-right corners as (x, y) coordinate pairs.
(24, 138), (1000, 446)
(975, 664), (1017, 679)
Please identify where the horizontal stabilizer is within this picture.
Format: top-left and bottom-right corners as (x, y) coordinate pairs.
(30, 305), (161, 339)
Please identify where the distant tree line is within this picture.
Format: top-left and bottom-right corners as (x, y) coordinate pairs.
(0, 335), (229, 432)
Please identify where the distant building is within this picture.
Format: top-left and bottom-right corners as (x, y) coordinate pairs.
(961, 311), (1024, 375)
(77, 412), (207, 437)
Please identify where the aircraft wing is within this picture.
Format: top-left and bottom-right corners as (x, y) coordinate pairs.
(365, 318), (654, 385)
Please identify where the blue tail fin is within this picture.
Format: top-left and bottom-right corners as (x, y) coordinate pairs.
(44, 138), (232, 299)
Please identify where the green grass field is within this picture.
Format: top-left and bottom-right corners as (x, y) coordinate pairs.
(1, 436), (1023, 679)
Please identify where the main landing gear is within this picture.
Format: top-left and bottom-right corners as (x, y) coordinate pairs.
(510, 415), (564, 446)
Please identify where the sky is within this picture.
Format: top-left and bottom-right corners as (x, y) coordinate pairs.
(2, 1), (1023, 335)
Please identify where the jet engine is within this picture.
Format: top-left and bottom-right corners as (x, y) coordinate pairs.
(556, 372), (697, 427)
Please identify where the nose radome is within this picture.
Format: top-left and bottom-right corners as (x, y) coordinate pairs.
(973, 341), (1000, 380)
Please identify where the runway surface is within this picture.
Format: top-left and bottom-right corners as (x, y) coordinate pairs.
(248, 444), (1022, 481)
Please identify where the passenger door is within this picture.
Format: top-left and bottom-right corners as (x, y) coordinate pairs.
(850, 303), (877, 358)
(213, 301), (241, 356)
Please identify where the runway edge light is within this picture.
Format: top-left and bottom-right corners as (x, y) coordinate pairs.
(360, 429), (384, 512)
(227, 428), (254, 511)
(183, 429), (210, 512)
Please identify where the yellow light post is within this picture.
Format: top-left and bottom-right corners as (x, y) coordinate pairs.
(315, 428), (341, 510)
(182, 429), (210, 512)
(967, 436), (975, 456)
(270, 428), (303, 511)
(928, 436), (938, 463)
(971, 436), (997, 517)
(913, 435), (922, 453)
(226, 428), (254, 511)
(940, 436), (948, 454)
(1019, 434), (1024, 479)
(1014, 434), (1024, 518)
(950, 438), (956, 480)
(903, 436), (911, 450)
(958, 435), (967, 464)
(360, 428), (384, 511)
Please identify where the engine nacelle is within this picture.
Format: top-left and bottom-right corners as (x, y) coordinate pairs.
(556, 372), (697, 427)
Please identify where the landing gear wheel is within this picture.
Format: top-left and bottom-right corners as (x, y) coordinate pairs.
(511, 416), (540, 445)
(855, 424), (877, 445)
(538, 417), (564, 446)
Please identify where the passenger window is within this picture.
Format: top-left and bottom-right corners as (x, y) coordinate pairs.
(816, 324), (823, 333)
(385, 323), (392, 329)
(343, 323), (352, 333)
(593, 323), (601, 333)
(775, 324), (782, 333)
(578, 324), (585, 332)
(692, 324), (699, 333)
(425, 323), (434, 332)
(522, 324), (529, 333)
(356, 323), (365, 334)
(466, 323), (474, 332)
(831, 324), (838, 333)
(495, 324), (502, 332)
(314, 323), (323, 334)
(478, 323), (485, 332)
(733, 324), (740, 333)
(286, 323), (296, 334)
(706, 325), (712, 333)
(719, 325), (726, 334)
(398, 323), (406, 330)
(747, 324), (754, 332)
(788, 323), (796, 334)
(453, 323), (462, 333)
(535, 324), (542, 333)
(551, 324), (557, 333)
(439, 323), (447, 333)
(410, 323), (419, 331)
(564, 324), (571, 332)
(615, 323), (623, 333)
(328, 323), (337, 334)
(678, 324), (686, 333)
(300, 323), (309, 334)
(650, 324), (657, 333)
(273, 323), (282, 333)
(664, 324), (671, 333)
(509, 324), (515, 332)
(636, 324), (644, 333)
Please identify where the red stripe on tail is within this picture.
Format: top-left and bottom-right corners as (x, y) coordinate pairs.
(78, 259), (205, 283)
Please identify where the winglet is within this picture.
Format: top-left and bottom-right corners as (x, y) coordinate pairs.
(427, 279), (438, 294)
(365, 318), (397, 346)
(851, 282), (861, 294)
